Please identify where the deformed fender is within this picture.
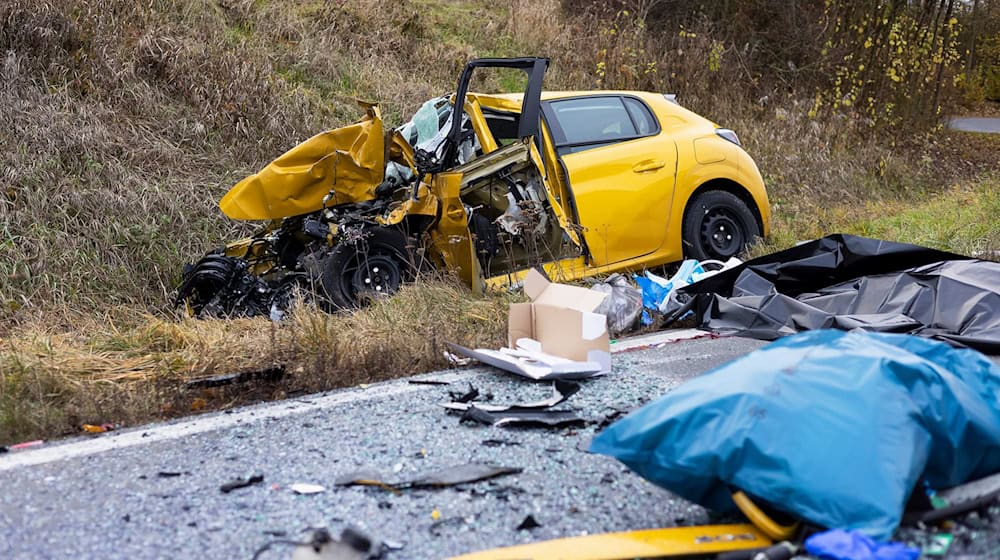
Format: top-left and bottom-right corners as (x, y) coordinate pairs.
(220, 104), (386, 220)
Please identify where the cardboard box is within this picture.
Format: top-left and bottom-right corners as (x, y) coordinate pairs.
(508, 268), (611, 372)
(446, 269), (612, 379)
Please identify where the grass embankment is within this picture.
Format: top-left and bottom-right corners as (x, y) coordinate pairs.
(1, 0), (998, 444)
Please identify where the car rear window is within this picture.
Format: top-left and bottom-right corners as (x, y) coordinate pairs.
(624, 97), (656, 135)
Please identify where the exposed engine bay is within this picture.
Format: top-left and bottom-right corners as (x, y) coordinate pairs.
(175, 58), (580, 317)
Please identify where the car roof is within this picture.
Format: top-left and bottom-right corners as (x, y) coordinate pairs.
(473, 90), (662, 104)
(466, 90), (714, 128)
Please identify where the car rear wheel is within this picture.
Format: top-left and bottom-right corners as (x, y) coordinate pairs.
(318, 228), (414, 310)
(682, 190), (761, 261)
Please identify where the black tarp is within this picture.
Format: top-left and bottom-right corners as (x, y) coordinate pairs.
(674, 234), (1000, 354)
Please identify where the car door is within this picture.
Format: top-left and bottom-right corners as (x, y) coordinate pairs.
(541, 95), (676, 266)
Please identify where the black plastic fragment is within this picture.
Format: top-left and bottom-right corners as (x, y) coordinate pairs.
(408, 379), (452, 386)
(461, 406), (584, 428)
(185, 366), (286, 390)
(443, 380), (580, 413)
(904, 472), (1000, 525)
(448, 383), (480, 404)
(674, 234), (1000, 354)
(481, 438), (521, 447)
(516, 515), (542, 531)
(220, 473), (264, 493)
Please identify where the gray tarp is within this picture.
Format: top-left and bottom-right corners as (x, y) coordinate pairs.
(674, 234), (1000, 354)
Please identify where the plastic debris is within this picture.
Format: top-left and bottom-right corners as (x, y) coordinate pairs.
(290, 483), (327, 495)
(157, 471), (188, 478)
(460, 406), (584, 428)
(252, 527), (379, 560)
(441, 380), (579, 413)
(804, 529), (920, 560)
(591, 273), (642, 335)
(675, 234), (999, 353)
(447, 341), (604, 381)
(7, 440), (43, 451)
(220, 473), (265, 493)
(590, 330), (1000, 540)
(905, 471), (1000, 524)
(633, 258), (742, 324)
(335, 463), (521, 490)
(447, 383), (481, 404)
(922, 534), (953, 557)
(447, 524), (772, 559)
(516, 515), (542, 531)
(82, 423), (114, 433)
(185, 366), (285, 389)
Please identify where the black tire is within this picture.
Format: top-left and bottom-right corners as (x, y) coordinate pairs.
(682, 190), (761, 261)
(318, 227), (415, 310)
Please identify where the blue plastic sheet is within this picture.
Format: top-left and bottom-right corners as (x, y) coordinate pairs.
(804, 529), (919, 560)
(590, 330), (1000, 541)
(634, 260), (707, 324)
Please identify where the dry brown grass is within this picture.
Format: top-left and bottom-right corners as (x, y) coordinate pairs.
(0, 278), (514, 444)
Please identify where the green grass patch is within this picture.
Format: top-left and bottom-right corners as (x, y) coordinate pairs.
(757, 175), (1000, 259)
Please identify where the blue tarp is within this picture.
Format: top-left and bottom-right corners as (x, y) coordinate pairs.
(590, 330), (1000, 541)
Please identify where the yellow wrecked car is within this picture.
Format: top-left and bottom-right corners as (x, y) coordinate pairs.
(176, 57), (769, 316)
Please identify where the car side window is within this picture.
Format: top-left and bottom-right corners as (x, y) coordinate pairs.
(624, 97), (656, 135)
(546, 96), (658, 155)
(549, 97), (635, 143)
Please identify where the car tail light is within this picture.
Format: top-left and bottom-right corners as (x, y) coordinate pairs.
(716, 128), (741, 147)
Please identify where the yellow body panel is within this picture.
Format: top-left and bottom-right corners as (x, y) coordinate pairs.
(214, 89), (770, 293)
(476, 91), (770, 283)
(562, 135), (676, 265)
(219, 105), (385, 220)
(448, 524), (772, 560)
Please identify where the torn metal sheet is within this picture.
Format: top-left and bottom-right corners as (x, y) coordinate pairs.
(447, 524), (772, 559)
(220, 104), (386, 221)
(445, 342), (604, 380)
(442, 380), (580, 412)
(674, 234), (1000, 353)
(460, 406), (584, 428)
(334, 462), (521, 490)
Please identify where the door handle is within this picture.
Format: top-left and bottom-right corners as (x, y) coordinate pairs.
(632, 160), (665, 173)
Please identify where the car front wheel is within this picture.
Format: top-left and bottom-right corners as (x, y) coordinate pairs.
(318, 228), (414, 310)
(682, 190), (761, 261)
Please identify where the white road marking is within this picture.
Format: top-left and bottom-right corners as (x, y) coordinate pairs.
(0, 329), (708, 472)
(611, 328), (711, 352)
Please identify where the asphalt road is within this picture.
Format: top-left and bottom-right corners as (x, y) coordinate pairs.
(0, 332), (767, 560)
(947, 116), (1000, 133)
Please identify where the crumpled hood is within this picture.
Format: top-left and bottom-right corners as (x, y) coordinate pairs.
(220, 105), (385, 220)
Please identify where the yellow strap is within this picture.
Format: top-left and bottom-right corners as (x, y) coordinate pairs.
(731, 491), (799, 541)
(448, 523), (772, 560)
